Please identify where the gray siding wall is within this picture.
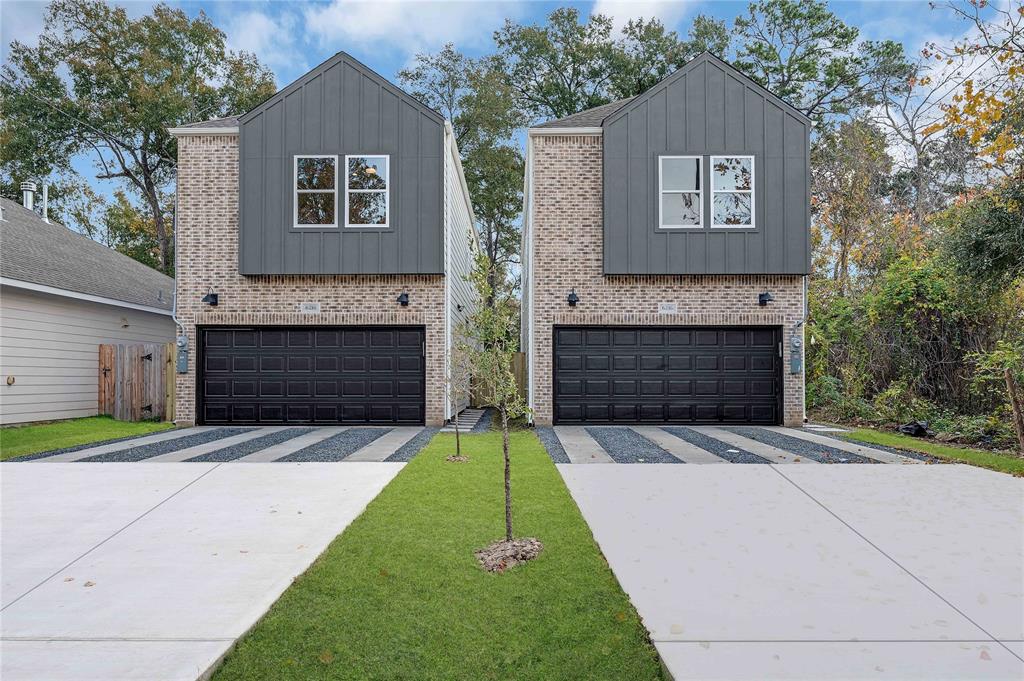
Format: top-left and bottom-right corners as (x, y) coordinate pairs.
(0, 286), (175, 425)
(444, 129), (477, 415)
(603, 55), (810, 275)
(239, 53), (445, 275)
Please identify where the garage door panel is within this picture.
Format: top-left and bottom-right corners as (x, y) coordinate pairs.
(553, 325), (781, 425)
(200, 326), (425, 425)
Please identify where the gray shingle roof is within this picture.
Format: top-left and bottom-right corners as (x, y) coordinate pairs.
(0, 197), (174, 312)
(533, 98), (635, 129)
(180, 116), (239, 129)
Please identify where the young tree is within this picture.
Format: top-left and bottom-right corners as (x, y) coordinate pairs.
(0, 0), (276, 273)
(464, 252), (532, 553)
(445, 333), (474, 460)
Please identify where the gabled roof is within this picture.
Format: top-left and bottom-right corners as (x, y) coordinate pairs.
(179, 116), (239, 129)
(533, 52), (811, 131)
(0, 197), (174, 312)
(533, 98), (635, 129)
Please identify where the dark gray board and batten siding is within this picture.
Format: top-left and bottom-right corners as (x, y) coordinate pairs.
(603, 54), (811, 275)
(238, 52), (444, 275)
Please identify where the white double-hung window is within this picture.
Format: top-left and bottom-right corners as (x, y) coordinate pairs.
(294, 155), (338, 228)
(710, 155), (754, 228)
(345, 155), (389, 228)
(658, 156), (702, 228)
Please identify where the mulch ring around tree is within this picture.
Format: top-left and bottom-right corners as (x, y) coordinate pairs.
(475, 537), (543, 573)
(445, 455), (469, 463)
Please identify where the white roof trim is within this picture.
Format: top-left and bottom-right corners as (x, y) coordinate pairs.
(0, 277), (173, 316)
(167, 126), (239, 137)
(528, 127), (603, 136)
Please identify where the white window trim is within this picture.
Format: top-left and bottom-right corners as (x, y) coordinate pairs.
(293, 154), (338, 229)
(658, 155), (703, 229)
(710, 155), (755, 229)
(344, 154), (390, 229)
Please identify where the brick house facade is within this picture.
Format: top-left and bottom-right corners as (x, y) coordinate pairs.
(172, 133), (448, 426)
(523, 133), (806, 427)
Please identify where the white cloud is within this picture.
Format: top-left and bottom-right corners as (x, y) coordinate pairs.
(302, 0), (522, 57)
(590, 0), (695, 34)
(1, 0), (48, 62)
(225, 9), (306, 72)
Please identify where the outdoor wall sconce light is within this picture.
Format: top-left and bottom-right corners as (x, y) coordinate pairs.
(758, 291), (774, 306)
(456, 303), (464, 312)
(567, 289), (580, 307)
(396, 292), (410, 307)
(201, 287), (218, 306)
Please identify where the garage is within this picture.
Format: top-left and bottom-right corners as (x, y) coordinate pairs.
(553, 326), (782, 425)
(198, 326), (425, 425)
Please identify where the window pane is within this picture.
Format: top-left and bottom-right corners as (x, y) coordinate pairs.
(348, 191), (387, 225)
(348, 156), (387, 190)
(296, 157), (335, 190)
(297, 192), (335, 225)
(713, 192), (752, 226)
(661, 192), (701, 226)
(661, 157), (700, 191)
(712, 157), (752, 191)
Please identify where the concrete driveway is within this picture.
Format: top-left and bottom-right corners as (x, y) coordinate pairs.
(559, 463), (1024, 680)
(1, 461), (403, 681)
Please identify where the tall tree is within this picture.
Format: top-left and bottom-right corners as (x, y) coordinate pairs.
(732, 0), (908, 121)
(0, 0), (276, 274)
(493, 7), (616, 121)
(399, 46), (524, 299)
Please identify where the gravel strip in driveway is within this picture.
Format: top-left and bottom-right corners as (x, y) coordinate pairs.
(8, 429), (182, 462)
(585, 427), (680, 463)
(662, 427), (769, 463)
(535, 427), (570, 463)
(384, 427), (438, 462)
(726, 426), (879, 464)
(470, 408), (493, 433)
(278, 428), (391, 462)
(77, 428), (252, 463)
(186, 428), (315, 462)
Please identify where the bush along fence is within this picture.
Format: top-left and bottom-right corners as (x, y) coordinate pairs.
(98, 343), (175, 422)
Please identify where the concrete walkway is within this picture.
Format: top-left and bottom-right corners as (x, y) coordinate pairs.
(558, 463), (1024, 679)
(1, 461), (403, 681)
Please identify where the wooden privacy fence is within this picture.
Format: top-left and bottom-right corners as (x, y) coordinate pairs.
(99, 343), (176, 422)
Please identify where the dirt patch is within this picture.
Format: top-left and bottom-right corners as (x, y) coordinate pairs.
(475, 537), (543, 573)
(445, 455), (469, 463)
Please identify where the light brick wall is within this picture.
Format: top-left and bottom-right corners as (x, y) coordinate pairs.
(174, 134), (446, 426)
(527, 134), (806, 426)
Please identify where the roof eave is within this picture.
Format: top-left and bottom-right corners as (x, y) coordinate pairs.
(528, 126), (603, 136)
(168, 126), (239, 137)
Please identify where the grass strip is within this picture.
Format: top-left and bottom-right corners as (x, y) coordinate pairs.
(0, 416), (173, 461)
(212, 431), (664, 681)
(841, 428), (1024, 476)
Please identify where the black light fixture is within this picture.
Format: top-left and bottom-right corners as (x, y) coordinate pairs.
(396, 291), (410, 307)
(456, 303), (464, 312)
(201, 287), (218, 306)
(758, 291), (774, 307)
(567, 289), (580, 307)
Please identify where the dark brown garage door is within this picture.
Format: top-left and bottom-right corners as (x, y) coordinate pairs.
(553, 326), (781, 425)
(199, 326), (425, 425)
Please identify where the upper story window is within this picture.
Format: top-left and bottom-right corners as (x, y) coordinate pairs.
(346, 155), (389, 228)
(294, 155), (337, 228)
(658, 156), (702, 229)
(711, 156), (754, 228)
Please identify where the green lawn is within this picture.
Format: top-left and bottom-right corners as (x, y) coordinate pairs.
(212, 431), (664, 681)
(842, 428), (1024, 476)
(0, 416), (174, 461)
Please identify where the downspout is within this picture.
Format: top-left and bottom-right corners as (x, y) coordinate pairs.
(171, 167), (186, 339)
(791, 274), (809, 423)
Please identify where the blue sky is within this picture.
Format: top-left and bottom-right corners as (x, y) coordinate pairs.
(0, 0), (973, 206)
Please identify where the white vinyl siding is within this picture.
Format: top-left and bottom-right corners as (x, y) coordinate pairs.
(0, 286), (175, 424)
(443, 125), (478, 418)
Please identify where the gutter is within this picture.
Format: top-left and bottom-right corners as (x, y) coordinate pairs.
(527, 126), (602, 137)
(167, 126), (238, 136)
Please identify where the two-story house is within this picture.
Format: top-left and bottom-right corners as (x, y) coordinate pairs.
(521, 53), (810, 427)
(170, 52), (477, 427)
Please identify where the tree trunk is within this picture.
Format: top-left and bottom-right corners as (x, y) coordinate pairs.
(1005, 368), (1024, 456)
(501, 405), (512, 542)
(454, 402), (461, 457)
(143, 180), (171, 275)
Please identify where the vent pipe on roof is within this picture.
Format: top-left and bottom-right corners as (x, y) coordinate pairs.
(20, 181), (36, 210)
(41, 184), (49, 223)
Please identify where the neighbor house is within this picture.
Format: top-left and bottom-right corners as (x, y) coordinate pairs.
(169, 52), (477, 427)
(521, 53), (810, 427)
(0, 190), (176, 425)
